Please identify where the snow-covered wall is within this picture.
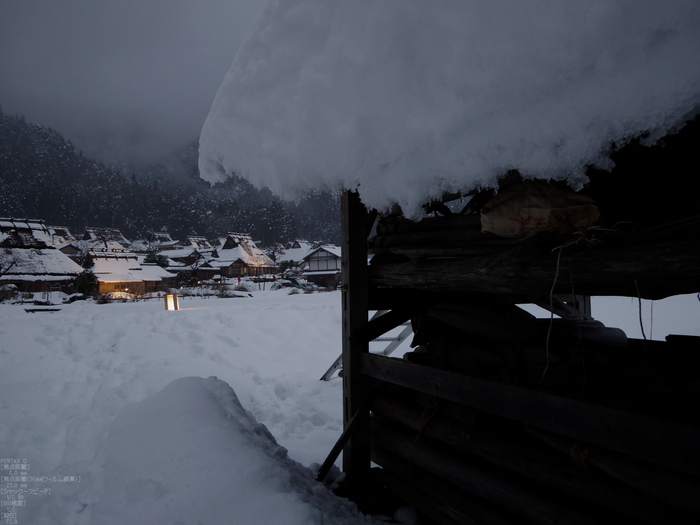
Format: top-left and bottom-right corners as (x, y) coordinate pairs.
(199, 0), (700, 217)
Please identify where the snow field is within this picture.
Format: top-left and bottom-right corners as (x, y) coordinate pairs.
(1, 289), (697, 523)
(0, 291), (379, 524)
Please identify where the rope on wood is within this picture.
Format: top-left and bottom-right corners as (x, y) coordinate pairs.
(635, 279), (647, 341)
(541, 244), (564, 386)
(540, 223), (623, 387)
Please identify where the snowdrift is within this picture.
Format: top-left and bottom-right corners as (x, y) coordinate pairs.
(91, 376), (374, 525)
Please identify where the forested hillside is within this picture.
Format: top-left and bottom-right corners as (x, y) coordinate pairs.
(0, 106), (340, 244)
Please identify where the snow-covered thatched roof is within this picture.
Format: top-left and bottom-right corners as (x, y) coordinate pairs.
(213, 233), (275, 268)
(0, 218), (52, 248)
(280, 240), (314, 264)
(1, 248), (84, 281)
(137, 264), (177, 282)
(89, 251), (141, 275)
(185, 236), (214, 250)
(199, 1), (700, 217)
(47, 225), (76, 244)
(83, 227), (131, 248)
(89, 251), (176, 284)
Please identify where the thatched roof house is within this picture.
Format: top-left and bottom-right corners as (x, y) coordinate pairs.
(210, 232), (275, 277)
(81, 227), (131, 251)
(0, 218), (83, 292)
(199, 3), (700, 523)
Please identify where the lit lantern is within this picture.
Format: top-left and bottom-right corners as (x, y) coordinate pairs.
(164, 293), (180, 311)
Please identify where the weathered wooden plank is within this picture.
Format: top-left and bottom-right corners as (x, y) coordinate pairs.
(367, 287), (526, 311)
(374, 447), (520, 525)
(319, 354), (343, 381)
(376, 324), (413, 356)
(379, 468), (471, 525)
(372, 394), (694, 523)
(316, 398), (369, 483)
(341, 190), (371, 483)
(373, 421), (601, 525)
(360, 353), (700, 477)
(534, 294), (593, 321)
(525, 426), (700, 515)
(357, 307), (416, 344)
(370, 229), (485, 250)
(372, 395), (472, 450)
(368, 240), (700, 300)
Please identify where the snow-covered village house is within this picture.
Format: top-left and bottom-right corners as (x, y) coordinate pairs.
(302, 245), (341, 288)
(148, 231), (180, 251)
(274, 239), (314, 273)
(210, 232), (275, 278)
(0, 218), (84, 294)
(283, 240), (314, 264)
(84, 249), (175, 296)
(85, 250), (146, 296)
(158, 236), (219, 282)
(45, 225), (83, 262)
(47, 225), (76, 245)
(136, 262), (177, 294)
(81, 227), (131, 251)
(183, 235), (214, 251)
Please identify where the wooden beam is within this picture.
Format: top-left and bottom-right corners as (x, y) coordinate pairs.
(357, 307), (416, 344)
(320, 309), (414, 381)
(372, 395), (692, 523)
(316, 398), (369, 483)
(525, 426), (700, 515)
(341, 190), (371, 483)
(368, 240), (700, 300)
(533, 295), (593, 321)
(360, 353), (700, 477)
(374, 447), (520, 525)
(368, 287), (527, 311)
(378, 324), (413, 356)
(373, 421), (601, 525)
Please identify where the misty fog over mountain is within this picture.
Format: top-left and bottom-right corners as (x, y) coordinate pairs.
(0, 108), (340, 245)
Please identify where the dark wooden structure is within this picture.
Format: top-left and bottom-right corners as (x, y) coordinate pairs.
(328, 117), (700, 523)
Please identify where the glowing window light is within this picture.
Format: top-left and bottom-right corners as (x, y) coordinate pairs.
(164, 294), (180, 311)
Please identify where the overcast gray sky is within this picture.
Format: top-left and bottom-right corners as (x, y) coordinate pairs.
(0, 0), (265, 167)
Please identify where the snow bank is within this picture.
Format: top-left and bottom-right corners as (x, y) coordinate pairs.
(90, 376), (375, 525)
(199, 0), (700, 217)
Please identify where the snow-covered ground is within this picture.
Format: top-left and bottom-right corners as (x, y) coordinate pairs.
(1, 289), (697, 524)
(0, 290), (386, 525)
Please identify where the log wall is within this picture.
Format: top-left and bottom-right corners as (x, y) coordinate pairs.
(338, 195), (700, 524)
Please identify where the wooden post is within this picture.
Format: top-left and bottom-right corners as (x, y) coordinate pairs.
(341, 190), (371, 485)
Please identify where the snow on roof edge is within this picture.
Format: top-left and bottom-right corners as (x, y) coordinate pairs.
(199, 1), (700, 218)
